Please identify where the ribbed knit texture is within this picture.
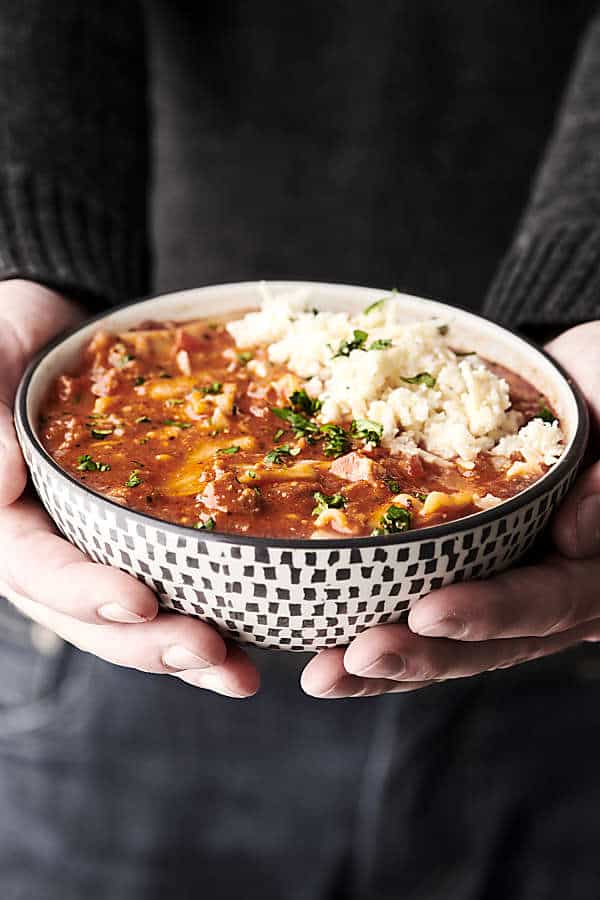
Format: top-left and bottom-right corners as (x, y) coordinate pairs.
(0, 170), (149, 306)
(0, 2), (149, 306)
(484, 13), (600, 332)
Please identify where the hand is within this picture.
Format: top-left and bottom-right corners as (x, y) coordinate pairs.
(0, 281), (259, 699)
(301, 322), (600, 699)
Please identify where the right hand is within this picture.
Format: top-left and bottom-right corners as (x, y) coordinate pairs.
(0, 280), (260, 698)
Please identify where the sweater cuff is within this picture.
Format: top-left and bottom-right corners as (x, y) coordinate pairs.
(483, 222), (600, 334)
(0, 168), (149, 309)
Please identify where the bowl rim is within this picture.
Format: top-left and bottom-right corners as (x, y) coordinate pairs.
(16, 280), (590, 550)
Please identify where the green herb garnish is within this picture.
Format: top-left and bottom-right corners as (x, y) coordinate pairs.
(413, 491), (428, 502)
(217, 445), (241, 455)
(535, 405), (558, 424)
(312, 491), (347, 516)
(369, 339), (392, 350)
(125, 470), (142, 488)
(116, 353), (134, 368)
(289, 389), (322, 416)
(135, 416), (151, 424)
(76, 454), (110, 473)
(273, 428), (285, 441)
(321, 424), (351, 458)
(401, 372), (436, 388)
(195, 517), (216, 531)
(271, 406), (320, 438)
(384, 477), (401, 494)
(237, 351), (253, 366)
(90, 427), (113, 439)
(372, 505), (412, 535)
(333, 329), (368, 358)
(364, 297), (386, 314)
(264, 444), (302, 465)
(165, 398), (185, 407)
(351, 418), (383, 446)
(163, 419), (191, 429)
(134, 376), (145, 386)
(196, 381), (223, 395)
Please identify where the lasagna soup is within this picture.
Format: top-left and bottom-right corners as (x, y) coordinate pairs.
(40, 288), (565, 539)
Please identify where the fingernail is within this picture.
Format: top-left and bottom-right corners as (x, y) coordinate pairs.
(413, 617), (466, 638)
(356, 653), (406, 678)
(162, 645), (212, 671)
(576, 495), (600, 557)
(177, 669), (249, 697)
(98, 603), (147, 623)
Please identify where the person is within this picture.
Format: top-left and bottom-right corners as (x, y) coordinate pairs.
(0, 2), (599, 898)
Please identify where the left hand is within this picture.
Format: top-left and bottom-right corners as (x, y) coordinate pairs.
(301, 322), (600, 699)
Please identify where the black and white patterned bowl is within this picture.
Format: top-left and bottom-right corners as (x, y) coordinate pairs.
(15, 282), (589, 651)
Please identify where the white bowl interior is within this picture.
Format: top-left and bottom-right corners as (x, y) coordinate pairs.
(25, 281), (580, 475)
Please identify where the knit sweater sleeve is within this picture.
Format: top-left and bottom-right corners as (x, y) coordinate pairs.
(0, 1), (150, 307)
(483, 10), (600, 333)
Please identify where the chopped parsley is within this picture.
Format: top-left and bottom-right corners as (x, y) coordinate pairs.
(196, 381), (223, 395)
(312, 491), (347, 516)
(369, 339), (392, 350)
(125, 470), (142, 488)
(333, 329), (368, 358)
(273, 428), (285, 441)
(535, 405), (558, 424)
(237, 351), (253, 366)
(364, 297), (386, 314)
(289, 389), (322, 416)
(271, 406), (320, 438)
(372, 505), (412, 535)
(76, 454), (110, 473)
(195, 517), (216, 531)
(321, 424), (351, 458)
(136, 416), (151, 424)
(413, 491), (428, 502)
(217, 445), (241, 455)
(165, 398), (185, 407)
(134, 376), (145, 386)
(351, 418), (383, 446)
(247, 470), (257, 479)
(264, 444), (301, 465)
(163, 419), (191, 429)
(90, 427), (113, 439)
(401, 372), (436, 388)
(384, 477), (401, 494)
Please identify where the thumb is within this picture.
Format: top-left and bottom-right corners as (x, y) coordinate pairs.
(552, 461), (600, 559)
(546, 322), (600, 559)
(0, 279), (83, 506)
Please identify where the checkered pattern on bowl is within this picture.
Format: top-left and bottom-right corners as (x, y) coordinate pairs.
(15, 282), (589, 651)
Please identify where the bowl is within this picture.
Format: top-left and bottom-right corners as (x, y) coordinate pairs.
(15, 282), (589, 651)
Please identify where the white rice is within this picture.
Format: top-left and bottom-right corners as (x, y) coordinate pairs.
(226, 284), (564, 468)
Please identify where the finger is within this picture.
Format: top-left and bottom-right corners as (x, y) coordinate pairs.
(344, 621), (592, 683)
(552, 461), (600, 558)
(546, 321), (600, 434)
(0, 281), (82, 506)
(300, 647), (434, 698)
(407, 553), (600, 641)
(5, 587), (255, 697)
(1, 496), (159, 624)
(175, 644), (261, 698)
(0, 402), (27, 506)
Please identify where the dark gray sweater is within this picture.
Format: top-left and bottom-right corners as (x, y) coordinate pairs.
(1, 1), (600, 334)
